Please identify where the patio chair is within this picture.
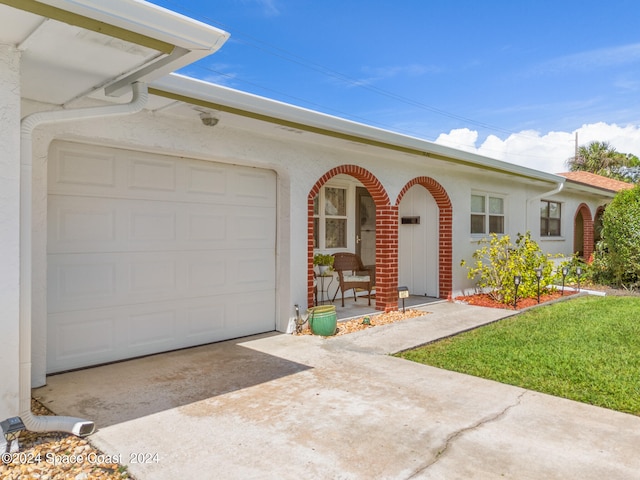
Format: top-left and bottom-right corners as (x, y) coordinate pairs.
(332, 252), (373, 307)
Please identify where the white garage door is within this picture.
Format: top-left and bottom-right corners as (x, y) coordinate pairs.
(47, 142), (276, 373)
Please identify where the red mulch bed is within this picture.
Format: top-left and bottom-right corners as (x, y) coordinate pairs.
(455, 289), (578, 310)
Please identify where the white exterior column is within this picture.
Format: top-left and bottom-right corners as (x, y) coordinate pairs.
(0, 44), (21, 420)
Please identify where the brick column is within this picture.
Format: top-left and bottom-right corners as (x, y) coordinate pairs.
(374, 205), (399, 311)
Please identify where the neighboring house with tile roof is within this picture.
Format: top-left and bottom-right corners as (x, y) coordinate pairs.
(558, 171), (636, 256)
(558, 171), (635, 193)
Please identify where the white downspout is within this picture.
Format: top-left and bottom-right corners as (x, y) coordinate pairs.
(18, 82), (149, 437)
(526, 181), (564, 233)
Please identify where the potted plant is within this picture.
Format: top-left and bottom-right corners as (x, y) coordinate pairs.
(313, 253), (334, 274)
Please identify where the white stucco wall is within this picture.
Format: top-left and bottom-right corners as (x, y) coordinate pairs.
(0, 45), (21, 419)
(25, 102), (613, 385)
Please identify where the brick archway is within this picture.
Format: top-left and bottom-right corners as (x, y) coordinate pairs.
(396, 177), (453, 300)
(594, 205), (606, 249)
(574, 203), (594, 260)
(308, 165), (399, 311)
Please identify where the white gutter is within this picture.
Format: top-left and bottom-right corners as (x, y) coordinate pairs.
(17, 82), (148, 438)
(527, 181), (565, 204)
(525, 181), (565, 233)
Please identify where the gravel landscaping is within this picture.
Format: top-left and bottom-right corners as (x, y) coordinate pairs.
(296, 308), (428, 336)
(1, 400), (132, 480)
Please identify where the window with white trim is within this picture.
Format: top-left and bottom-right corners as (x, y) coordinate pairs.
(313, 186), (347, 249)
(540, 200), (561, 236)
(471, 194), (504, 234)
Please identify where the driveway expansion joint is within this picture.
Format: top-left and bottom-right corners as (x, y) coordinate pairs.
(405, 390), (528, 479)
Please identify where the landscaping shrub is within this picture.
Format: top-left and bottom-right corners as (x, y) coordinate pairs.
(461, 232), (558, 304)
(593, 186), (640, 288)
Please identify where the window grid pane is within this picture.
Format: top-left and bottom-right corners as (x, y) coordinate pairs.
(471, 214), (485, 234)
(489, 215), (504, 234)
(326, 218), (347, 248)
(471, 195), (485, 213)
(540, 200), (561, 236)
(325, 187), (346, 216)
(489, 197), (504, 214)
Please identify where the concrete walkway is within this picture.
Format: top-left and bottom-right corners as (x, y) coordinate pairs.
(35, 301), (640, 479)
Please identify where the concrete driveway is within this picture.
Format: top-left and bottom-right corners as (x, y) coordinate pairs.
(35, 301), (640, 479)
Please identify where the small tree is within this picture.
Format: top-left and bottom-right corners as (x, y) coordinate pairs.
(461, 232), (558, 304)
(594, 185), (640, 287)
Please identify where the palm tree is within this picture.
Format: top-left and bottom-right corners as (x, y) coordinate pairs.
(566, 141), (627, 177)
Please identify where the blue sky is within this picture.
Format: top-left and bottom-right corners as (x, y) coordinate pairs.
(149, 0), (640, 173)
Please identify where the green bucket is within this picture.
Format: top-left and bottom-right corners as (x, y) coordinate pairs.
(308, 305), (337, 336)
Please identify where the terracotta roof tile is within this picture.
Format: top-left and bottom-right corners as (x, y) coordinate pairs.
(557, 171), (635, 192)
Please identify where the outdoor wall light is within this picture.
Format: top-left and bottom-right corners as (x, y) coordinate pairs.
(534, 268), (542, 303)
(199, 112), (219, 127)
(1, 416), (25, 453)
(561, 266), (569, 295)
(513, 275), (522, 309)
(576, 266), (583, 291)
(398, 286), (409, 313)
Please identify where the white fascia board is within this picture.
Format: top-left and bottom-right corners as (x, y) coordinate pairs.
(153, 73), (566, 184)
(39, 0), (230, 52)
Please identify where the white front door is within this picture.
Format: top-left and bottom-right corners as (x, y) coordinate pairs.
(47, 141), (276, 372)
(398, 185), (438, 297)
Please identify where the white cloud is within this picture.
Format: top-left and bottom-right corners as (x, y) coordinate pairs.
(434, 123), (640, 174)
(434, 128), (479, 152)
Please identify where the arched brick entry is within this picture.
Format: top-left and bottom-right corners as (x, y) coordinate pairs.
(307, 165), (399, 311)
(574, 203), (594, 260)
(396, 177), (453, 300)
(594, 206), (606, 248)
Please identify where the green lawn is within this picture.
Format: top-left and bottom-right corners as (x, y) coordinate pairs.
(397, 296), (640, 416)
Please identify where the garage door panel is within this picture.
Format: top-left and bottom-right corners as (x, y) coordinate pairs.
(232, 290), (276, 336)
(129, 209), (177, 242)
(128, 309), (177, 348)
(48, 197), (118, 250)
(128, 157), (177, 192)
(186, 164), (228, 196)
(49, 143), (276, 207)
(187, 212), (227, 242)
(49, 146), (117, 190)
(186, 303), (227, 339)
(230, 212), (275, 243)
(232, 170), (277, 203)
(48, 142), (276, 373)
(48, 257), (118, 312)
(47, 289), (275, 372)
(48, 313), (117, 371)
(49, 250), (274, 313)
(49, 196), (274, 253)
(234, 254), (274, 286)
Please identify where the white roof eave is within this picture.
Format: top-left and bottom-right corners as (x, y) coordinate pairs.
(39, 0), (229, 51)
(152, 74), (567, 184)
(25, 0), (229, 97)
